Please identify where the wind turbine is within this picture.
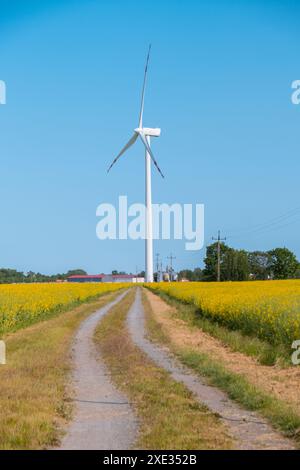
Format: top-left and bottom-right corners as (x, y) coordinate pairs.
(107, 45), (164, 283)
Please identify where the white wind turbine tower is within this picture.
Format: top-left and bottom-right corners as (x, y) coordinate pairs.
(107, 45), (164, 283)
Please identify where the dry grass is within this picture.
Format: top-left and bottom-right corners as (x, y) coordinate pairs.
(94, 289), (233, 450)
(143, 288), (300, 444)
(144, 289), (300, 415)
(0, 291), (119, 450)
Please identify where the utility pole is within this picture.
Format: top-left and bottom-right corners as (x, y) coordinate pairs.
(155, 253), (160, 282)
(167, 253), (176, 281)
(158, 260), (163, 282)
(135, 265), (139, 282)
(155, 253), (160, 276)
(212, 230), (226, 282)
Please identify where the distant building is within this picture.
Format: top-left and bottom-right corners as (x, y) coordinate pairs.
(67, 274), (144, 283)
(67, 274), (105, 283)
(109, 274), (144, 283)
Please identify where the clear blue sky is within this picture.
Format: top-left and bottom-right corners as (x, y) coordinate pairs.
(0, 0), (299, 274)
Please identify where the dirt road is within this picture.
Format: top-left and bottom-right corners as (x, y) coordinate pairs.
(59, 287), (295, 450)
(59, 290), (137, 450)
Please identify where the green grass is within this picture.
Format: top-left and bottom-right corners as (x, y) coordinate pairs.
(143, 291), (300, 446)
(149, 289), (290, 366)
(94, 289), (233, 450)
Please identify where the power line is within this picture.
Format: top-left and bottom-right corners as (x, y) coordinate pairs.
(226, 206), (300, 239)
(243, 217), (300, 241)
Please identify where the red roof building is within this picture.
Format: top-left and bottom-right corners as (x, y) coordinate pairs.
(67, 274), (144, 283)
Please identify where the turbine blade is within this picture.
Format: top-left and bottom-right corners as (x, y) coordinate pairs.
(138, 44), (151, 128)
(107, 133), (138, 173)
(139, 132), (164, 178)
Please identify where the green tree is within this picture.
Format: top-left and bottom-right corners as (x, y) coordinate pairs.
(203, 243), (249, 281)
(65, 269), (87, 277)
(177, 268), (203, 281)
(223, 249), (249, 281)
(268, 247), (298, 279)
(178, 269), (194, 281)
(248, 251), (271, 280)
(193, 267), (203, 281)
(203, 242), (230, 281)
(111, 270), (126, 275)
(0, 268), (26, 283)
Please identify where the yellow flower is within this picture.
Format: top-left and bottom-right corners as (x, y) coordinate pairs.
(147, 280), (300, 347)
(0, 282), (126, 335)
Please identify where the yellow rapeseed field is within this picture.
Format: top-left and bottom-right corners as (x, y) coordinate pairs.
(0, 282), (125, 335)
(148, 280), (300, 347)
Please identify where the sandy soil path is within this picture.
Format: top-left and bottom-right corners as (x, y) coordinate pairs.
(127, 288), (295, 450)
(59, 290), (137, 450)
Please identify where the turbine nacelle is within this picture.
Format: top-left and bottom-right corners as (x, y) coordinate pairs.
(134, 127), (161, 138)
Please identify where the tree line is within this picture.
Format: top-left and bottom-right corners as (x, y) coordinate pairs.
(0, 268), (139, 284)
(0, 268), (87, 284)
(178, 243), (300, 282)
(1, 244), (299, 284)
